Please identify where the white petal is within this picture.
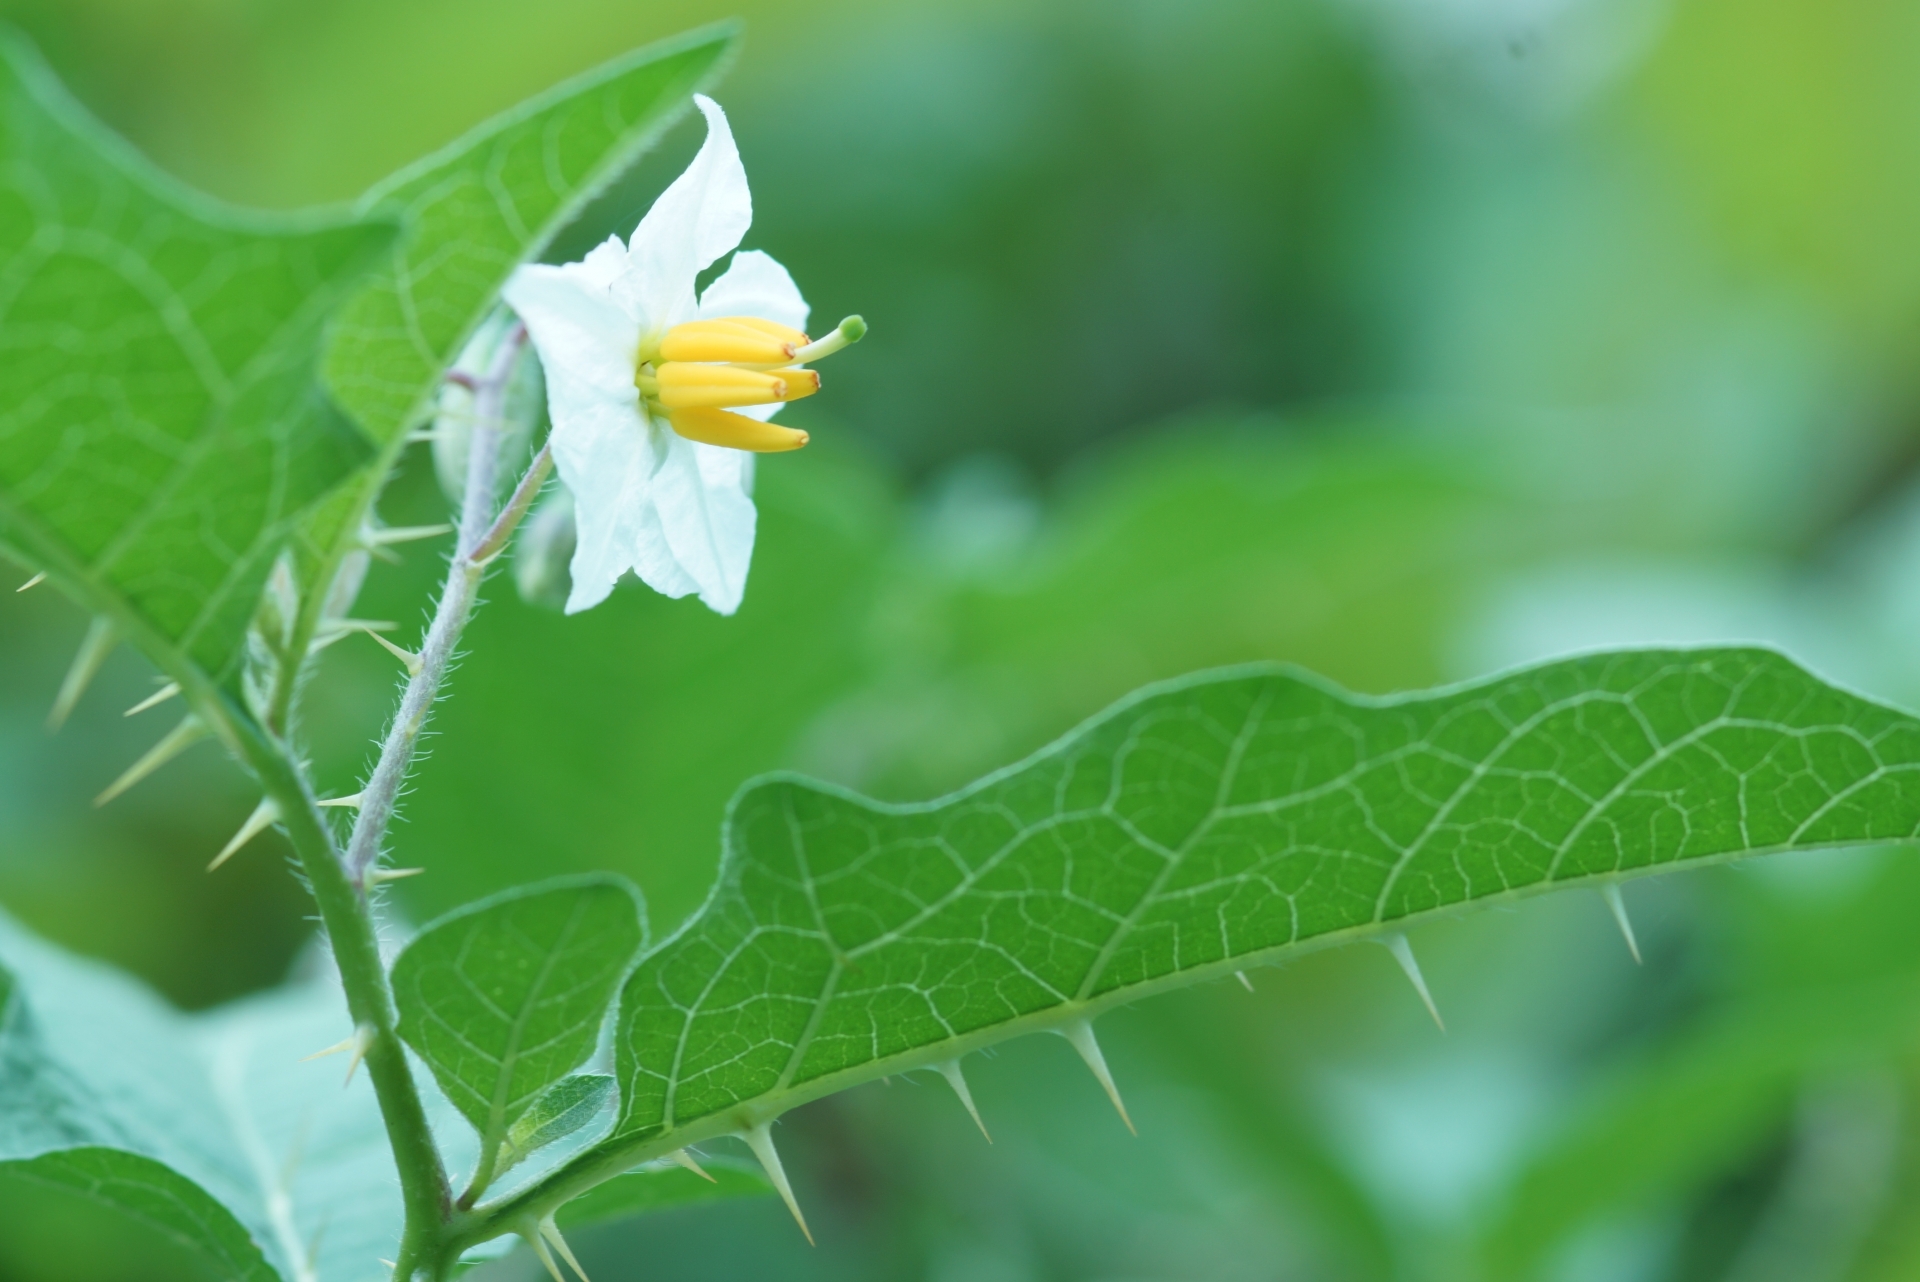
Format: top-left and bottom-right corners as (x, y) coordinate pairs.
(627, 95), (752, 333)
(647, 433), (757, 615)
(698, 249), (810, 336)
(576, 235), (632, 292)
(551, 409), (649, 614)
(504, 260), (653, 614)
(503, 261), (643, 417)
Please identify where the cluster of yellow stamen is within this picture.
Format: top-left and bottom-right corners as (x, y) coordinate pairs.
(636, 314), (865, 452)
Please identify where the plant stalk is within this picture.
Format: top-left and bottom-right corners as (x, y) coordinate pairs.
(343, 324), (527, 883)
(241, 734), (453, 1278)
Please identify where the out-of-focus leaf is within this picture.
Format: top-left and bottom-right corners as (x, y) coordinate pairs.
(1479, 977), (1920, 1280)
(0, 909), (415, 1282)
(392, 878), (644, 1179)
(0, 1148), (277, 1282)
(0, 32), (392, 680)
(508, 649), (1920, 1195)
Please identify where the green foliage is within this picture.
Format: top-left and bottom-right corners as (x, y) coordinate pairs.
(0, 1149), (277, 1282)
(392, 878), (644, 1184)
(0, 910), (403, 1282)
(0, 32), (392, 679)
(472, 647), (1920, 1211)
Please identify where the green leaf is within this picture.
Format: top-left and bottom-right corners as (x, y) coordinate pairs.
(322, 24), (736, 445)
(503, 1074), (615, 1170)
(0, 32), (395, 680)
(0, 908), (426, 1282)
(392, 877), (645, 1177)
(0, 1148), (278, 1282)
(535, 649), (1920, 1191)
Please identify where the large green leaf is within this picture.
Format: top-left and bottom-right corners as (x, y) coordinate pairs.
(0, 1148), (278, 1282)
(322, 24), (735, 445)
(0, 909), (418, 1282)
(0, 32), (393, 680)
(392, 878), (644, 1183)
(498, 649), (1920, 1210)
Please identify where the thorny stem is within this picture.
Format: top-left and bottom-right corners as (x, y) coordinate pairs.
(243, 736), (453, 1280)
(297, 320), (549, 1278)
(344, 323), (529, 884)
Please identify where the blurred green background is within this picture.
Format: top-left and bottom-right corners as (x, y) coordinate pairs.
(7, 0), (1920, 1278)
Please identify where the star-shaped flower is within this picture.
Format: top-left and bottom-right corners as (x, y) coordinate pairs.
(503, 95), (862, 615)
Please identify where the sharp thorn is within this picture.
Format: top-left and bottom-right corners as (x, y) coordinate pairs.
(17, 571), (45, 592)
(1601, 883), (1643, 965)
(738, 1120), (813, 1245)
(1235, 970), (1255, 992)
(524, 1230), (568, 1282)
(315, 793), (364, 809)
(669, 1148), (716, 1182)
(1062, 1018), (1136, 1135)
(208, 798), (280, 872)
(308, 618), (395, 656)
(539, 1215), (591, 1282)
(366, 524), (454, 547)
(124, 682), (182, 717)
(936, 1059), (991, 1142)
(366, 630), (424, 676)
(300, 1036), (357, 1062)
(94, 715), (207, 807)
(301, 1024), (373, 1085)
(368, 866), (426, 884)
(342, 1026), (373, 1084)
(1381, 932), (1445, 1031)
(48, 617), (116, 731)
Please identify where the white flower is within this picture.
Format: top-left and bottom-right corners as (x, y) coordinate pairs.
(503, 95), (862, 616)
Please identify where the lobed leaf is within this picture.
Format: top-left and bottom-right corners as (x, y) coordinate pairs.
(392, 878), (645, 1173)
(505, 649), (1920, 1209)
(0, 31), (394, 680)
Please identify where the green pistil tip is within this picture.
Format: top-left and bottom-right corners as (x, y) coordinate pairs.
(838, 315), (867, 343)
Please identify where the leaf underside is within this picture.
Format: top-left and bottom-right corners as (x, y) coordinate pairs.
(589, 648), (1920, 1153)
(0, 32), (391, 678)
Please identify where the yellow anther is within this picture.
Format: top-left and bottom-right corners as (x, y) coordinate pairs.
(661, 317), (806, 364)
(653, 362), (818, 410)
(668, 407), (810, 453)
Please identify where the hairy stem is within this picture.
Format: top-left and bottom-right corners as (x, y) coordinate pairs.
(343, 324), (525, 883)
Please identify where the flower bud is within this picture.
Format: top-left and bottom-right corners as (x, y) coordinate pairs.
(513, 485), (577, 611)
(433, 309), (547, 505)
